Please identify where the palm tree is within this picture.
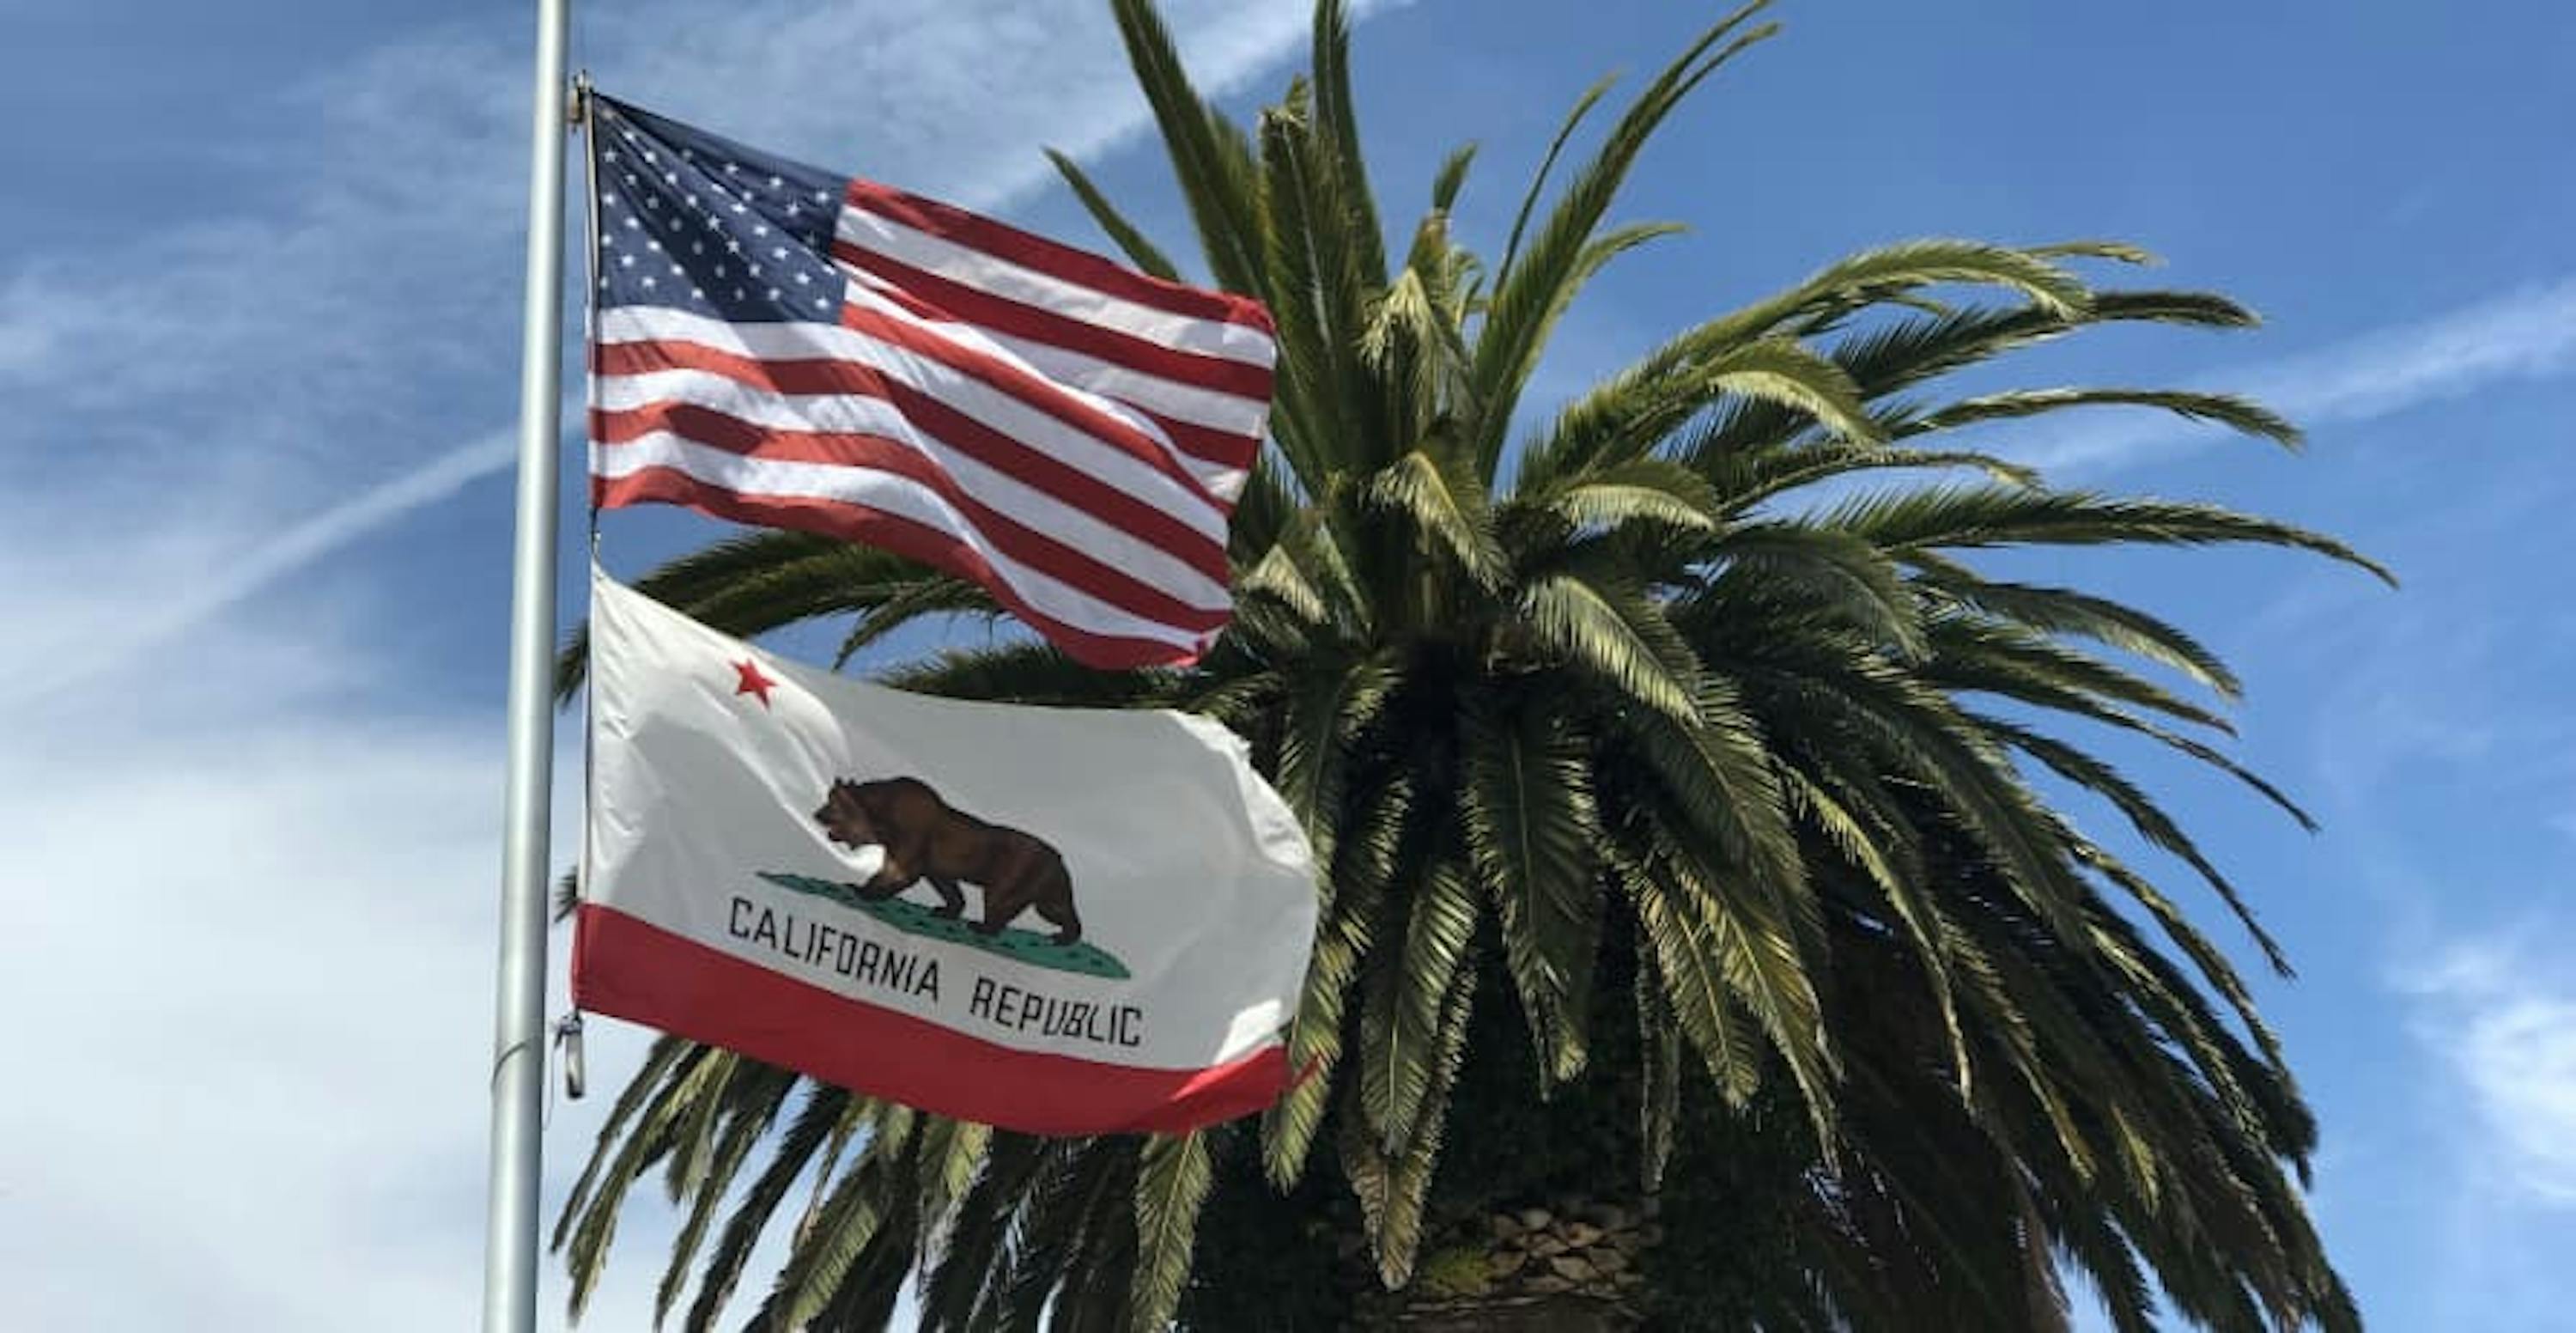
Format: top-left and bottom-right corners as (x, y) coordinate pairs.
(552, 3), (2373, 1329)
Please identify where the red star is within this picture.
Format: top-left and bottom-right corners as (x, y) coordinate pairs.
(732, 658), (778, 709)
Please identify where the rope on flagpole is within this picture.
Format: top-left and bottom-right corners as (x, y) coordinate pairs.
(577, 70), (604, 560)
(566, 73), (602, 1117)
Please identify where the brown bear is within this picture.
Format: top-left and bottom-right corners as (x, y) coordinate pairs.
(811, 776), (1084, 945)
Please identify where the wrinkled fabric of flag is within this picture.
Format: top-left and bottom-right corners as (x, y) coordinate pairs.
(586, 94), (1278, 670)
(574, 566), (1317, 1135)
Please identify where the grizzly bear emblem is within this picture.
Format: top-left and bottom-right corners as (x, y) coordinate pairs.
(811, 777), (1084, 945)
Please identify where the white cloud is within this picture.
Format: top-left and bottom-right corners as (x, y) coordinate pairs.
(0, 615), (510, 1328)
(0, 3), (1366, 1330)
(2394, 932), (2576, 1206)
(2013, 275), (2576, 473)
(2382, 924), (2576, 1330)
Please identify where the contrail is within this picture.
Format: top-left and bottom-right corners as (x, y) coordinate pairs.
(4, 429), (517, 709)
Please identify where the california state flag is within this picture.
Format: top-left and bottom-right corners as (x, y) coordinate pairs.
(573, 566), (1317, 1135)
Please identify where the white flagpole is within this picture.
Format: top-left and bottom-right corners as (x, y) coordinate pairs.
(482, 0), (572, 1328)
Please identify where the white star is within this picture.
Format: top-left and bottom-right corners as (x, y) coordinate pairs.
(647, 239), (661, 253)
(814, 297), (830, 312)
(641, 275), (657, 289)
(731, 203), (748, 215)
(622, 173), (637, 185)
(771, 247), (787, 260)
(733, 288), (746, 300)
(768, 175), (782, 188)
(623, 216), (640, 230)
(726, 240), (742, 254)
(681, 148), (695, 161)
(663, 171), (678, 186)
(811, 189), (829, 204)
(670, 265), (684, 279)
(793, 271), (811, 284)
(752, 223), (769, 237)
(786, 203), (801, 217)
(643, 149), (657, 164)
(724, 163), (740, 176)
(692, 288), (706, 299)
(767, 288), (781, 300)
(714, 265), (727, 277)
(644, 198), (659, 210)
(618, 254), (635, 268)
(601, 232), (616, 248)
(691, 241), (704, 254)
(684, 193), (698, 210)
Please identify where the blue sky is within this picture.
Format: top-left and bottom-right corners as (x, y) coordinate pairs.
(2, 2), (2570, 1329)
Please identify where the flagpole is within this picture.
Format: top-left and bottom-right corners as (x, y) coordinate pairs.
(483, 0), (572, 1328)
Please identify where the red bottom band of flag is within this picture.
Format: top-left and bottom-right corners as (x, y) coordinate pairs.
(571, 904), (1292, 1136)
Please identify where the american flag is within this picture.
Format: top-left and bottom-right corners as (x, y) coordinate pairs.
(585, 95), (1277, 670)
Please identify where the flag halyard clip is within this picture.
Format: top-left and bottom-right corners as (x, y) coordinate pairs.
(553, 1011), (587, 1101)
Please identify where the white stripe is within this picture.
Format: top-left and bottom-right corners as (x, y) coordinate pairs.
(978, 327), (1271, 441)
(836, 269), (1268, 448)
(595, 368), (1229, 606)
(981, 333), (1259, 502)
(835, 203), (1278, 368)
(593, 434), (1206, 649)
(832, 281), (1242, 492)
(598, 307), (1231, 521)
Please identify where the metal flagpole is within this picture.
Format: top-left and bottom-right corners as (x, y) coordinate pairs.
(483, 0), (572, 1328)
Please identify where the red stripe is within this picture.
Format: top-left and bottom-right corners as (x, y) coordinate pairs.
(592, 429), (1221, 635)
(835, 303), (1245, 506)
(843, 177), (1276, 336)
(591, 469), (1212, 670)
(596, 334), (1229, 533)
(831, 239), (1276, 402)
(572, 904), (1288, 1135)
(1133, 405), (1261, 478)
(599, 322), (1230, 519)
(590, 393), (1229, 586)
(847, 271), (1264, 473)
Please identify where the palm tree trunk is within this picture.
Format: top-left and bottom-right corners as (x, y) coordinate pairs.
(1384, 1293), (1625, 1331)
(1353, 1198), (1656, 1331)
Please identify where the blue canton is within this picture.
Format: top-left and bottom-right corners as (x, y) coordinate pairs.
(590, 95), (848, 326)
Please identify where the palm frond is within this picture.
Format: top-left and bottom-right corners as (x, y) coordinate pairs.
(1360, 447), (1509, 587)
(1106, 0), (1267, 297)
(1357, 857), (1478, 1147)
(1519, 568), (1701, 722)
(1045, 149), (1182, 280)
(1471, 3), (1781, 475)
(1904, 387), (2302, 449)
(1909, 568), (2244, 698)
(1824, 485), (2394, 584)
(1461, 699), (1602, 1083)
(1518, 456), (1725, 535)
(1126, 1131), (1215, 1333)
(682, 1083), (853, 1332)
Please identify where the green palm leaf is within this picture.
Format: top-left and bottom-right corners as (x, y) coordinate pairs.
(1127, 1131), (1215, 1333)
(1461, 700), (1601, 1083)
